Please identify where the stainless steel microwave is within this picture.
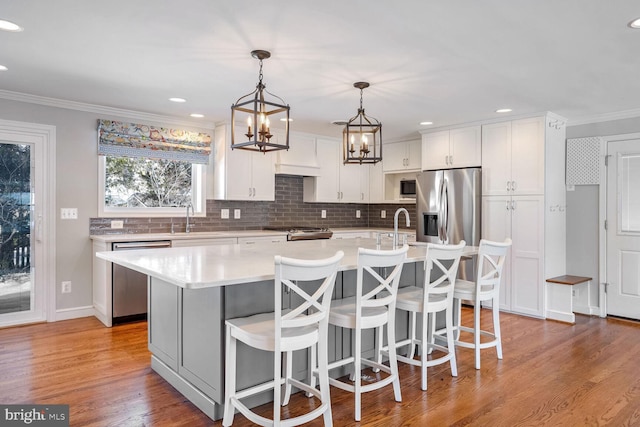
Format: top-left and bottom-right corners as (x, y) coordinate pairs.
(400, 179), (416, 198)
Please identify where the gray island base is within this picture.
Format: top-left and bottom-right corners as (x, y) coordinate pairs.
(97, 239), (477, 421)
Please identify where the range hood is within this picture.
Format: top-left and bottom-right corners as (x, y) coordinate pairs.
(275, 133), (320, 176)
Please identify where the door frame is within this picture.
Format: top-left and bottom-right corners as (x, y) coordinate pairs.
(0, 119), (56, 325)
(598, 131), (640, 318)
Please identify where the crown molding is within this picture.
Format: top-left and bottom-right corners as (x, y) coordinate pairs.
(0, 90), (216, 129)
(566, 108), (640, 127)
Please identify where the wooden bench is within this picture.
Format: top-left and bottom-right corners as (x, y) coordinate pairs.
(545, 275), (592, 323)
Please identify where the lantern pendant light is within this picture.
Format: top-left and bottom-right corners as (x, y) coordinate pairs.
(231, 50), (290, 153)
(343, 82), (382, 164)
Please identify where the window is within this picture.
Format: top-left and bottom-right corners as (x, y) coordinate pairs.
(98, 156), (205, 217)
(96, 119), (211, 217)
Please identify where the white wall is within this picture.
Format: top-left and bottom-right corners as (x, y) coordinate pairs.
(0, 98), (212, 314)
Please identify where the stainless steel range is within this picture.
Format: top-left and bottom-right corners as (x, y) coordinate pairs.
(265, 226), (333, 241)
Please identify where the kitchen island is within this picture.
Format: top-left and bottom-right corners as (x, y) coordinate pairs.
(96, 238), (476, 421)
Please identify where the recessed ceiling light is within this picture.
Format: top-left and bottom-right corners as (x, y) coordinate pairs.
(629, 18), (640, 29)
(0, 65), (7, 71)
(420, 121), (433, 126)
(496, 108), (512, 113)
(331, 120), (348, 126)
(169, 97), (186, 103)
(0, 19), (23, 32)
(190, 113), (204, 118)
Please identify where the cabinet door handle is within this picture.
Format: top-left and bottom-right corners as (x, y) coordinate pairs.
(337, 191), (340, 200)
(506, 181), (511, 191)
(448, 155), (453, 165)
(340, 191), (343, 199)
(511, 181), (516, 191)
(249, 187), (253, 197)
(511, 200), (516, 210)
(506, 201), (510, 210)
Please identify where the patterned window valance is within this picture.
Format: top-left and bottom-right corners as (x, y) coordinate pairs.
(97, 119), (212, 164)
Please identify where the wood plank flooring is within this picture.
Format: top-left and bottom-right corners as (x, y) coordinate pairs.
(1, 308), (639, 426)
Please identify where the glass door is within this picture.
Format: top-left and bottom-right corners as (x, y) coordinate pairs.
(0, 142), (33, 317)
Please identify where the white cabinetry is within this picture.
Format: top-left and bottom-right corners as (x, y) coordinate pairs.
(213, 123), (275, 201)
(482, 118), (544, 196)
(303, 138), (368, 203)
(482, 195), (544, 316)
(421, 126), (481, 171)
(383, 140), (421, 172)
(238, 235), (287, 245)
(480, 114), (566, 318)
(274, 131), (320, 176)
(171, 237), (237, 247)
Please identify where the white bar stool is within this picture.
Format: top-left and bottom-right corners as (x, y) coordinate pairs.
(222, 251), (344, 427)
(321, 245), (408, 422)
(452, 238), (511, 370)
(391, 241), (466, 391)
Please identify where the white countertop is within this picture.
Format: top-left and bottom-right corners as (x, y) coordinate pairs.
(96, 238), (477, 289)
(89, 227), (413, 243)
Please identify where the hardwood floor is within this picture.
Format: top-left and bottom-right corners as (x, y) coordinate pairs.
(1, 309), (639, 426)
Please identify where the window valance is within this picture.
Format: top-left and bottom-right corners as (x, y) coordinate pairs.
(97, 119), (212, 164)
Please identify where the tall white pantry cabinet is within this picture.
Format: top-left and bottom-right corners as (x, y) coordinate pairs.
(481, 114), (566, 317)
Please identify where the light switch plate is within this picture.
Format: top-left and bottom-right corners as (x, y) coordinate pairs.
(381, 210), (386, 218)
(356, 210), (361, 218)
(110, 220), (124, 229)
(321, 210), (327, 219)
(221, 209), (229, 219)
(60, 208), (78, 220)
(234, 209), (241, 219)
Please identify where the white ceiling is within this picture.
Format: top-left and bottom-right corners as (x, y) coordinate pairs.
(1, 1), (640, 140)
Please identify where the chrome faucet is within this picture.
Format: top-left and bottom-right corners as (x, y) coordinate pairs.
(185, 202), (194, 233)
(393, 208), (410, 249)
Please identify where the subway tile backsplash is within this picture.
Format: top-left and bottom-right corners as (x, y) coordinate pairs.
(89, 175), (415, 235)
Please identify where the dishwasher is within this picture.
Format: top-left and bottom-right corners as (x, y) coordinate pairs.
(112, 240), (172, 324)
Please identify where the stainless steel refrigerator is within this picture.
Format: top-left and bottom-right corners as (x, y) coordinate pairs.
(416, 167), (481, 280)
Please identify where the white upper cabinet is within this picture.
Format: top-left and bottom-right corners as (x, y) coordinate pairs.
(421, 126), (481, 170)
(213, 123), (275, 201)
(383, 140), (421, 172)
(482, 117), (544, 196)
(303, 138), (369, 203)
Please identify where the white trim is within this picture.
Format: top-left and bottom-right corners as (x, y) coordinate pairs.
(568, 108), (640, 127)
(599, 137), (607, 318)
(0, 89), (215, 129)
(54, 305), (96, 321)
(0, 119), (56, 325)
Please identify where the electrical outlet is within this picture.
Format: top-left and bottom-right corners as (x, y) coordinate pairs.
(356, 210), (361, 219)
(381, 210), (386, 218)
(234, 209), (241, 219)
(61, 281), (72, 294)
(221, 209), (229, 219)
(110, 220), (124, 229)
(60, 208), (78, 220)
(321, 210), (327, 219)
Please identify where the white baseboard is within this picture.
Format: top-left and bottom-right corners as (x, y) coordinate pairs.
(573, 304), (599, 316)
(545, 309), (575, 324)
(54, 305), (95, 322)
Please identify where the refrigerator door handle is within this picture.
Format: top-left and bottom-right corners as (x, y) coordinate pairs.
(442, 180), (449, 244)
(438, 179), (445, 241)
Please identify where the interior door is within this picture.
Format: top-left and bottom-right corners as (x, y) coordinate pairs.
(606, 139), (640, 319)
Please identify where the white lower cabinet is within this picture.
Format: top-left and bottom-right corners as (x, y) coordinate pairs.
(237, 235), (287, 245)
(171, 238), (237, 247)
(482, 195), (544, 317)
